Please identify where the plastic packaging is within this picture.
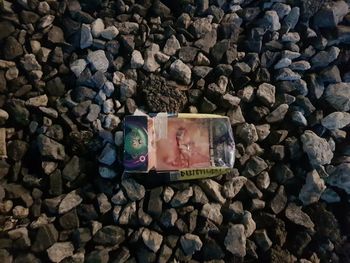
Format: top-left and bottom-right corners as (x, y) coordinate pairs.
(123, 112), (235, 180)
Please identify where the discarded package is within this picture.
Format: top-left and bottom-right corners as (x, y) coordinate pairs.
(123, 113), (235, 181)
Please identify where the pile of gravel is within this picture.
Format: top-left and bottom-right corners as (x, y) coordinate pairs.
(0, 0), (350, 262)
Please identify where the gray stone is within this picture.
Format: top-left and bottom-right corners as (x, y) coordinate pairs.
(91, 18), (105, 38)
(160, 208), (178, 228)
(21, 54), (41, 71)
(272, 3), (291, 19)
(299, 170), (326, 205)
(130, 50), (144, 69)
(121, 177), (145, 201)
(163, 35), (181, 56)
(99, 166), (117, 179)
(290, 60), (311, 71)
(242, 211), (256, 238)
(321, 188), (341, 203)
(86, 104), (100, 122)
(270, 186), (287, 214)
(46, 242), (74, 262)
(311, 47), (340, 68)
(93, 225), (125, 246)
(199, 179), (226, 204)
(224, 224), (246, 257)
(255, 124), (270, 141)
(37, 135), (65, 161)
(275, 68), (301, 81)
(101, 26), (119, 40)
(301, 130), (333, 167)
(31, 224), (58, 252)
(59, 190), (83, 214)
(236, 123), (258, 145)
(143, 44), (160, 72)
(80, 24), (93, 49)
(169, 59), (191, 85)
(119, 79), (137, 101)
(285, 203), (314, 228)
(70, 59), (87, 77)
(254, 229), (272, 252)
(180, 233), (203, 256)
(200, 203), (223, 225)
(13, 205), (29, 219)
(142, 228), (163, 253)
(97, 193), (111, 214)
(324, 83), (350, 112)
(283, 7), (300, 30)
(3, 36), (23, 60)
(223, 176), (247, 198)
(291, 111), (308, 126)
(257, 83), (276, 105)
(170, 187), (193, 207)
(327, 163), (350, 194)
(262, 10), (281, 31)
(266, 104), (289, 123)
(313, 1), (349, 28)
(87, 50), (109, 72)
(98, 143), (117, 166)
(242, 156), (268, 177)
(163, 186), (175, 203)
(274, 58), (292, 69)
(118, 202), (137, 225)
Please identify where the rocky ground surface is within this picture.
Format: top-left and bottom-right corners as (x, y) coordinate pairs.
(0, 0), (350, 262)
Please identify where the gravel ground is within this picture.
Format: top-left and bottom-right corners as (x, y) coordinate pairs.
(0, 0), (350, 262)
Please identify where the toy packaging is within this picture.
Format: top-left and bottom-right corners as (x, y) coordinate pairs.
(123, 112), (235, 181)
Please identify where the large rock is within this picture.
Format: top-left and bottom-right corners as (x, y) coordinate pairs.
(301, 130), (333, 167)
(224, 224), (246, 257)
(299, 170), (326, 205)
(324, 83), (350, 111)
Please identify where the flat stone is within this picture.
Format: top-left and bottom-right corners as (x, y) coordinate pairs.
(301, 130), (333, 167)
(142, 229), (163, 253)
(58, 190), (83, 214)
(299, 170), (326, 205)
(26, 95), (48, 107)
(266, 104), (289, 123)
(285, 203), (314, 228)
(311, 47), (340, 68)
(224, 224), (246, 257)
(46, 242), (74, 262)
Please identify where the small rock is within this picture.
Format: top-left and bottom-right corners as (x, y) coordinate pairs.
(254, 229), (272, 252)
(163, 35), (181, 56)
(171, 187), (193, 207)
(255, 124), (270, 141)
(266, 104), (289, 123)
(262, 10), (281, 31)
(311, 47), (340, 68)
(97, 193), (111, 214)
(3, 36), (23, 60)
(121, 177), (145, 201)
(275, 68), (301, 81)
(101, 26), (119, 40)
(180, 233), (203, 256)
(26, 95), (48, 107)
(199, 179), (226, 204)
(285, 203), (314, 228)
(242, 211), (256, 237)
(98, 143), (117, 166)
(322, 112), (350, 130)
(236, 123), (258, 145)
(313, 1), (349, 28)
(99, 166), (117, 179)
(169, 59), (191, 85)
(301, 130), (333, 167)
(37, 135), (65, 161)
(299, 170), (326, 205)
(327, 163), (350, 194)
(80, 24), (93, 49)
(163, 186), (175, 203)
(46, 242), (74, 263)
(12, 205), (29, 219)
(270, 186), (287, 214)
(91, 18), (105, 38)
(200, 203), (223, 225)
(274, 58), (292, 69)
(223, 176), (247, 198)
(142, 229), (163, 253)
(87, 50), (109, 72)
(31, 224), (58, 252)
(48, 26), (64, 44)
(58, 190), (83, 214)
(143, 44), (160, 72)
(130, 50), (144, 69)
(224, 224), (246, 257)
(160, 208), (178, 228)
(93, 225), (125, 246)
(324, 83), (350, 111)
(20, 54), (41, 71)
(70, 59), (87, 77)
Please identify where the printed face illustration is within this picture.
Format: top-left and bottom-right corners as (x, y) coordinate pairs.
(156, 118), (211, 170)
